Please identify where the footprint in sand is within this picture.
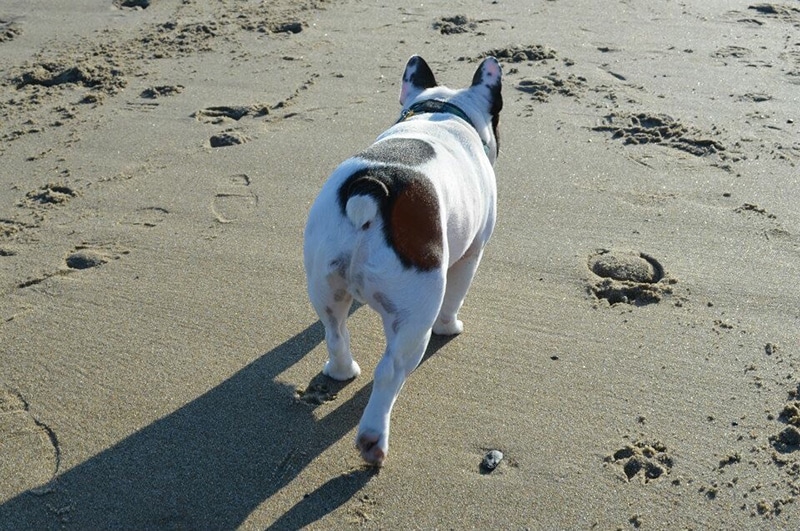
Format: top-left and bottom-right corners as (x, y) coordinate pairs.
(209, 130), (250, 148)
(0, 386), (60, 495)
(294, 372), (353, 406)
(592, 112), (727, 158)
(211, 174), (258, 224)
(140, 85), (184, 99)
(114, 0), (152, 9)
(587, 249), (675, 306)
(194, 105), (268, 124)
(432, 15), (483, 35)
(65, 248), (110, 270)
(0, 19), (22, 43)
(24, 183), (78, 206)
(470, 44), (559, 63)
(1, 219), (29, 240)
(604, 439), (674, 483)
(65, 243), (129, 270)
(516, 73), (587, 103)
(16, 244), (125, 289)
(120, 206), (169, 228)
(295, 382), (338, 405)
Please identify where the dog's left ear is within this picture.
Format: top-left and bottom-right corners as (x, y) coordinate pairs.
(400, 55), (437, 106)
(471, 56), (503, 115)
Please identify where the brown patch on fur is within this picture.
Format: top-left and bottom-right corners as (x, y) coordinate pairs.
(389, 179), (443, 270)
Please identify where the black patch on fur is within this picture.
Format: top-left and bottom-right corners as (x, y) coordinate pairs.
(471, 65), (485, 88)
(406, 56), (437, 89)
(338, 166), (443, 270)
(344, 175), (389, 202)
(490, 82), (503, 155)
(357, 138), (436, 166)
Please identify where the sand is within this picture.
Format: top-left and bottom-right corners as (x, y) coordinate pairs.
(1, 0), (799, 528)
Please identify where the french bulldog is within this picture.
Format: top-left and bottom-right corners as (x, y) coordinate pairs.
(303, 55), (502, 465)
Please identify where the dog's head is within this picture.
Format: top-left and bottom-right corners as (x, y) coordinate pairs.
(399, 55), (503, 164)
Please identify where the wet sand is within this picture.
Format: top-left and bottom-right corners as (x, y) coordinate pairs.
(1, 0), (799, 528)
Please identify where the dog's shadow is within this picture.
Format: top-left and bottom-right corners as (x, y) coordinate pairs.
(0, 317), (455, 529)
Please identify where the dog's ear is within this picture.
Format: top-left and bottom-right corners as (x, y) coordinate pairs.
(471, 56), (503, 114)
(471, 56), (503, 154)
(400, 55), (437, 106)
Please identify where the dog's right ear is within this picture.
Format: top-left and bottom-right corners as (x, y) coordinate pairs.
(400, 55), (437, 106)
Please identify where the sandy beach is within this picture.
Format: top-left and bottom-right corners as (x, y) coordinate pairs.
(2, 0), (799, 528)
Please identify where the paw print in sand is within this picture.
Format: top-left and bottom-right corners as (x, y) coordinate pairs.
(605, 440), (674, 483)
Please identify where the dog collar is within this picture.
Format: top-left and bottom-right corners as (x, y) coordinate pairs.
(397, 99), (490, 155)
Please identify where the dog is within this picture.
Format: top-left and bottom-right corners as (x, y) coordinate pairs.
(303, 55), (502, 465)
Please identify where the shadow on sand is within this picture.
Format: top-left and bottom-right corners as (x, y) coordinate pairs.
(0, 320), (454, 529)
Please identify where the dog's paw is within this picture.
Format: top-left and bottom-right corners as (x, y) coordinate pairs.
(432, 318), (464, 336)
(356, 430), (387, 466)
(323, 359), (361, 381)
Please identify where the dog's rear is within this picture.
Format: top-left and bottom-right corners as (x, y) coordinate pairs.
(303, 55), (502, 465)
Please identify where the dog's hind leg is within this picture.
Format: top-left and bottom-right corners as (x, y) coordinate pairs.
(356, 326), (431, 465)
(356, 276), (443, 465)
(308, 261), (361, 381)
(433, 248), (484, 335)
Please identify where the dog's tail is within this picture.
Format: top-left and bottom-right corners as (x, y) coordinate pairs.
(344, 175), (389, 229)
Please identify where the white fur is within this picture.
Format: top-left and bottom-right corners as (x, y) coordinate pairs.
(345, 195), (378, 228)
(303, 56), (502, 466)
